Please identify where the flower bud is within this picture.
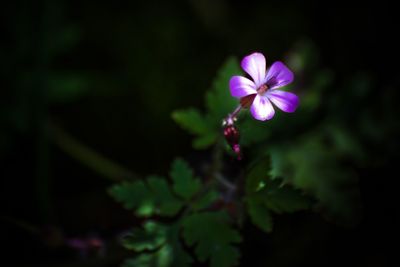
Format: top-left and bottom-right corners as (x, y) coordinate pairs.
(222, 118), (242, 160)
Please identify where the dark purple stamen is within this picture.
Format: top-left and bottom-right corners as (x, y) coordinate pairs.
(266, 76), (277, 88)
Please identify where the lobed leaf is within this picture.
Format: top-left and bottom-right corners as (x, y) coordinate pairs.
(122, 222), (192, 267)
(147, 175), (183, 216)
(170, 158), (201, 200)
(182, 211), (241, 267)
(121, 246), (171, 267)
(245, 158), (311, 232)
(109, 176), (183, 217)
(109, 180), (153, 215)
(246, 196), (273, 233)
(122, 221), (166, 252)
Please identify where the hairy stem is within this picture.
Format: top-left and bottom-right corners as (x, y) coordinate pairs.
(230, 105), (242, 118)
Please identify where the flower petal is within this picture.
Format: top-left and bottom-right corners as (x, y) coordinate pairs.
(264, 61), (294, 89)
(250, 95), (275, 121)
(241, 52), (266, 87)
(229, 76), (257, 98)
(266, 90), (299, 113)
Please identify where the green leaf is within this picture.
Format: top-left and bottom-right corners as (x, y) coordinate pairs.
(245, 159), (311, 232)
(269, 132), (362, 226)
(122, 245), (171, 267)
(245, 158), (271, 194)
(170, 158), (201, 200)
(171, 109), (217, 149)
(123, 221), (166, 252)
(261, 181), (311, 214)
(192, 132), (218, 149)
(182, 211), (241, 267)
(122, 222), (192, 267)
(246, 159), (311, 212)
(246, 196), (273, 233)
(147, 176), (183, 216)
(109, 181), (154, 216)
(166, 223), (193, 267)
(122, 254), (154, 267)
(206, 57), (241, 125)
(171, 108), (210, 135)
(171, 57), (241, 149)
(244, 160), (274, 233)
(191, 190), (219, 211)
(109, 176), (183, 217)
(210, 245), (240, 267)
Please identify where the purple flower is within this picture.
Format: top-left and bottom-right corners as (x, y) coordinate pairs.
(229, 52), (299, 121)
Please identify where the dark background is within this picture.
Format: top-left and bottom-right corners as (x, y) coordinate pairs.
(1, 0), (397, 266)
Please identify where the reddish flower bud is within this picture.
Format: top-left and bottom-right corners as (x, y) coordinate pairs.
(222, 118), (242, 160)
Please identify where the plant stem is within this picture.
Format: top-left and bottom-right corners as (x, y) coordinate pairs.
(230, 105), (242, 119)
(223, 105), (242, 126)
(215, 173), (236, 192)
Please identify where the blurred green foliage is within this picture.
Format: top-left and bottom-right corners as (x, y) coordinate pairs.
(269, 131), (362, 226)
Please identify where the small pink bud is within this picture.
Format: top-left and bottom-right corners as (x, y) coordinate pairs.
(223, 119), (242, 160)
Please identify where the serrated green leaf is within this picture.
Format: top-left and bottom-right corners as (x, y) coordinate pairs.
(109, 176), (183, 217)
(122, 222), (192, 267)
(262, 182), (311, 213)
(246, 159), (310, 212)
(246, 197), (273, 233)
(245, 158), (271, 194)
(245, 161), (274, 232)
(182, 211), (241, 267)
(123, 221), (166, 252)
(166, 223), (193, 267)
(147, 176), (183, 216)
(122, 245), (171, 267)
(245, 159), (311, 232)
(170, 158), (201, 200)
(109, 181), (154, 216)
